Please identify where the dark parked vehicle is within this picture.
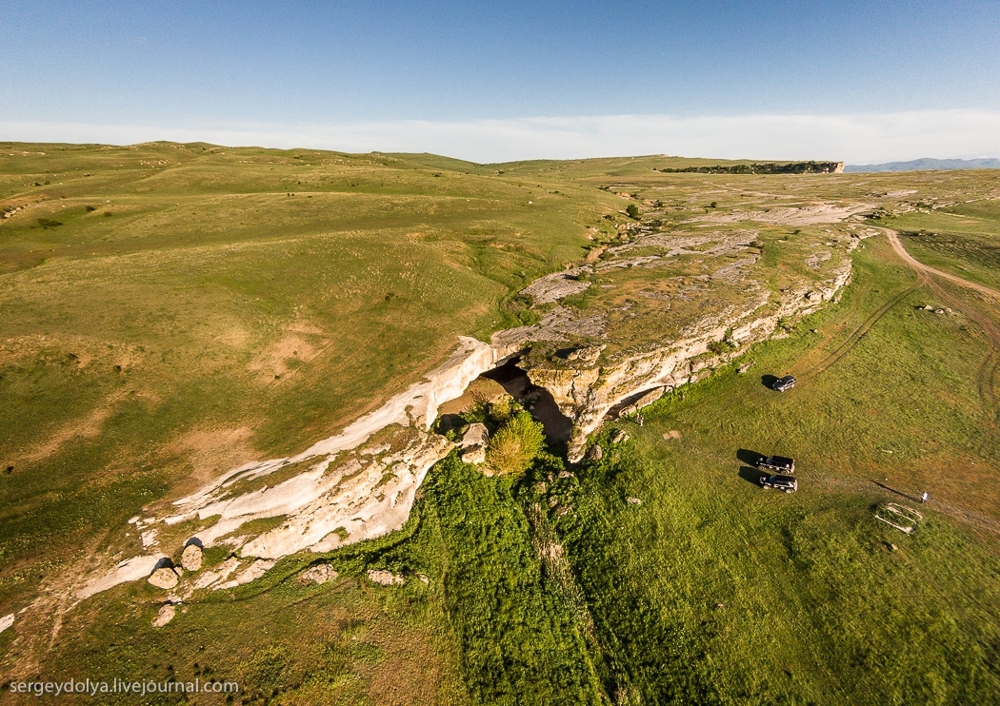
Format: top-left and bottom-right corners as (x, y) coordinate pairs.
(772, 375), (796, 392)
(757, 455), (795, 473)
(760, 474), (797, 493)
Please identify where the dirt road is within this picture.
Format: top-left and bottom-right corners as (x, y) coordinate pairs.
(882, 227), (1000, 301)
(882, 226), (1000, 450)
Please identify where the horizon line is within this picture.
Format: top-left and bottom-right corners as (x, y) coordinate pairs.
(3, 109), (1000, 164)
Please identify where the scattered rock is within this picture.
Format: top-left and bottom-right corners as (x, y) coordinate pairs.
(586, 444), (603, 461)
(152, 604), (176, 627)
(140, 528), (158, 549)
(716, 602), (725, 610)
(566, 345), (603, 363)
(367, 569), (404, 586)
(663, 430), (682, 441)
(626, 497), (642, 505)
(612, 430), (630, 444)
(215, 559), (275, 590)
(548, 496), (560, 508)
(0, 613), (13, 634)
(148, 566), (179, 590)
(181, 543), (203, 572)
(885, 542), (898, 552)
(193, 557), (239, 590)
(737, 360), (755, 374)
(459, 422), (489, 465)
(557, 470), (574, 479)
(298, 563), (338, 585)
(418, 574), (430, 585)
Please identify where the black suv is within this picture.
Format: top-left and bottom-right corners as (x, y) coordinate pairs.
(756, 455), (794, 473)
(772, 375), (796, 392)
(760, 474), (797, 493)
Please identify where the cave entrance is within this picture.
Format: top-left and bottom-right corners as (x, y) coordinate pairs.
(480, 357), (573, 441)
(437, 356), (573, 442)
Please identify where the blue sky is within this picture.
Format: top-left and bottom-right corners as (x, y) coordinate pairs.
(2, 1), (1000, 161)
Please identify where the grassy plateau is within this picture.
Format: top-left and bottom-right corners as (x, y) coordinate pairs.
(1, 143), (999, 704)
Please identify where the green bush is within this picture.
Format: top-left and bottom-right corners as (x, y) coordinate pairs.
(486, 412), (545, 477)
(625, 203), (640, 219)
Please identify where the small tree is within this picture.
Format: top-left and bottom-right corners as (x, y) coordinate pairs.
(486, 412), (545, 477)
(625, 203), (640, 219)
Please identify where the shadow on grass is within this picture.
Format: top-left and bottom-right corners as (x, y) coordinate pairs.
(760, 374), (778, 389)
(736, 448), (763, 466)
(872, 480), (922, 504)
(738, 466), (767, 486)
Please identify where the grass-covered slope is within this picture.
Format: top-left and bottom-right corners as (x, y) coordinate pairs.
(0, 142), (608, 611)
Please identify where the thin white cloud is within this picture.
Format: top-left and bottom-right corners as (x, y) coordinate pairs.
(3, 110), (1000, 164)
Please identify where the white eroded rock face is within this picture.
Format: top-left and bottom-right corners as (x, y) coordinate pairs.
(215, 559), (275, 590)
(85, 334), (520, 598)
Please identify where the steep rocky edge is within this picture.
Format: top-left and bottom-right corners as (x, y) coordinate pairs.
(520, 260), (852, 461)
(78, 211), (868, 599)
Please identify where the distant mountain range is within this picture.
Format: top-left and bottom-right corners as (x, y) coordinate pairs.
(845, 158), (1000, 173)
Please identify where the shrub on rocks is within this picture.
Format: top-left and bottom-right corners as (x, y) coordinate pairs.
(485, 412), (544, 477)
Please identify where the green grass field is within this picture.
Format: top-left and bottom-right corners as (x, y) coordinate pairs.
(2, 144), (1000, 704)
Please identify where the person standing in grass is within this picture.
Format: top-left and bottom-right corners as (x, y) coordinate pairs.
(921, 491), (928, 503)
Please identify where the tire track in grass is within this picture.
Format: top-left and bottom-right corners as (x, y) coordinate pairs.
(881, 227), (1000, 454)
(796, 280), (923, 380)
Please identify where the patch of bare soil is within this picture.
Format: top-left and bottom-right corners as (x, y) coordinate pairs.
(14, 389), (154, 467)
(247, 333), (323, 382)
(163, 425), (258, 495)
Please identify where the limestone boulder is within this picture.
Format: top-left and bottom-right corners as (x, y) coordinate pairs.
(459, 422), (489, 465)
(152, 604), (176, 627)
(367, 569), (404, 586)
(181, 543), (203, 572)
(148, 566), (179, 590)
(298, 564), (338, 585)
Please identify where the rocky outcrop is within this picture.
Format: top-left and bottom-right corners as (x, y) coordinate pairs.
(459, 423), (489, 465)
(215, 559), (274, 590)
(525, 261), (852, 462)
(85, 199), (859, 599)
